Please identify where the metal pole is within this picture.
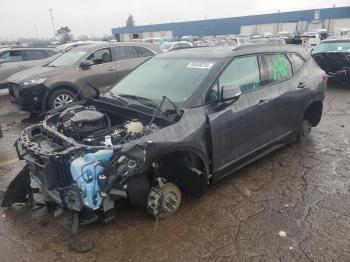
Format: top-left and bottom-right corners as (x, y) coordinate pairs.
(34, 24), (39, 39)
(49, 8), (56, 37)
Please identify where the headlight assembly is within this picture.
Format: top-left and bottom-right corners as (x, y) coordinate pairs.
(21, 77), (47, 87)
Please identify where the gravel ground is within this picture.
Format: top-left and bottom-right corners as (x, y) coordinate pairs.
(0, 84), (349, 262)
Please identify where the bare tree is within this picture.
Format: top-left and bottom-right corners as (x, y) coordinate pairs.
(57, 26), (72, 43)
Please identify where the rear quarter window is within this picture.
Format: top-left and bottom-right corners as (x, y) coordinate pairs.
(263, 53), (293, 84)
(135, 46), (154, 57)
(287, 53), (305, 74)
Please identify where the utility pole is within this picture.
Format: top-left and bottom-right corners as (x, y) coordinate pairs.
(49, 8), (56, 38)
(34, 24), (39, 40)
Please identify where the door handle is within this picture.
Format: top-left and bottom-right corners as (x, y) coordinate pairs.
(297, 82), (306, 88)
(106, 67), (116, 71)
(258, 99), (269, 105)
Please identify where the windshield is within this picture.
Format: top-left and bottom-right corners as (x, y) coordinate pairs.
(313, 41), (350, 53)
(109, 57), (216, 104)
(160, 43), (172, 50)
(48, 50), (87, 67)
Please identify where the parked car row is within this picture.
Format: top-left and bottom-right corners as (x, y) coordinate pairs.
(0, 47), (59, 89)
(6, 42), (160, 112)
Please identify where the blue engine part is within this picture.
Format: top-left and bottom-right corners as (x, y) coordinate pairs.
(70, 150), (114, 210)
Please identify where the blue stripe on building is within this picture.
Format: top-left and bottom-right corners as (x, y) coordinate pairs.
(111, 6), (350, 37)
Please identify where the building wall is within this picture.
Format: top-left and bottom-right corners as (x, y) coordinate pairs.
(112, 6), (350, 39)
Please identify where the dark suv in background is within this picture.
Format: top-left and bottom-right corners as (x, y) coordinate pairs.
(0, 47), (58, 89)
(7, 42), (160, 113)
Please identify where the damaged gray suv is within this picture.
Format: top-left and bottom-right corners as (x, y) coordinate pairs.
(2, 45), (327, 251)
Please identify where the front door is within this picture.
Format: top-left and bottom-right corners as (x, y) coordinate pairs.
(78, 48), (117, 93)
(206, 55), (272, 173)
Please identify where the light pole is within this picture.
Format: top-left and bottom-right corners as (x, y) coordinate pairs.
(34, 24), (39, 40)
(49, 8), (56, 38)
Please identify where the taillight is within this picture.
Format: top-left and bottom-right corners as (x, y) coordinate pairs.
(322, 74), (329, 81)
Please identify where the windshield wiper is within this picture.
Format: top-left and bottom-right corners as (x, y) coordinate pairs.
(162, 96), (182, 118)
(119, 94), (158, 109)
(106, 92), (129, 106)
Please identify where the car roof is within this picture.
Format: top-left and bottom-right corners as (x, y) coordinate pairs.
(156, 45), (307, 60)
(1, 47), (57, 51)
(72, 42), (161, 53)
(320, 38), (350, 43)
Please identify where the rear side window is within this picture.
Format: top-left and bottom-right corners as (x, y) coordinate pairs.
(263, 53), (292, 84)
(0, 51), (23, 62)
(116, 46), (139, 60)
(287, 53), (305, 74)
(42, 50), (56, 57)
(135, 46), (154, 57)
(23, 50), (47, 61)
(219, 55), (261, 93)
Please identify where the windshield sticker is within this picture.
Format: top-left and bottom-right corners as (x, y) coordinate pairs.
(187, 62), (214, 69)
(272, 54), (289, 80)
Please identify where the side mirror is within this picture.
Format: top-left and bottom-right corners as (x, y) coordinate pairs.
(221, 84), (242, 101)
(80, 59), (94, 69)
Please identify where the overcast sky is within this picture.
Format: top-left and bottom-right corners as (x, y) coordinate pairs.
(0, 0), (349, 40)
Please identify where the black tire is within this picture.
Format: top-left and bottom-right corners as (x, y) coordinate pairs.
(297, 119), (312, 141)
(1, 165), (31, 207)
(47, 88), (76, 109)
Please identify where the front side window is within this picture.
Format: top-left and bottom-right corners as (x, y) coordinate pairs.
(48, 50), (87, 67)
(0, 51), (23, 62)
(87, 48), (112, 65)
(263, 53), (292, 84)
(287, 53), (305, 74)
(116, 46), (139, 60)
(218, 56), (261, 93)
(110, 58), (216, 103)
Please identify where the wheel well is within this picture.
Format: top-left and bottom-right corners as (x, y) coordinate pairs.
(303, 100), (323, 127)
(45, 85), (78, 108)
(155, 150), (208, 198)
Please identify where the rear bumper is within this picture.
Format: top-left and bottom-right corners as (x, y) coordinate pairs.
(8, 83), (48, 112)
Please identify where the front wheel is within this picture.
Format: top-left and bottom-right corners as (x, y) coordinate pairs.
(47, 88), (76, 109)
(297, 119), (312, 141)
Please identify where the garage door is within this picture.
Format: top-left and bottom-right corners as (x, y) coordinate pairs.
(307, 22), (323, 32)
(333, 18), (350, 31)
(240, 25), (255, 35)
(280, 22), (297, 34)
(257, 23), (275, 34)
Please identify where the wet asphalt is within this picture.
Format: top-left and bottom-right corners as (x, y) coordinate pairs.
(0, 84), (349, 262)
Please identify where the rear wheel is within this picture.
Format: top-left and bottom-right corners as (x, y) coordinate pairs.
(48, 88), (76, 109)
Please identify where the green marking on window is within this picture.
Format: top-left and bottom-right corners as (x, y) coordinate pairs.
(272, 54), (289, 81)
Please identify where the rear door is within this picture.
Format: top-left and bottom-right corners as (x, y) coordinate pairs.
(206, 55), (273, 172)
(115, 46), (150, 80)
(78, 47), (116, 93)
(261, 53), (311, 138)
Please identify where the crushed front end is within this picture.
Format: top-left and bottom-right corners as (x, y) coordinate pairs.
(12, 103), (182, 225)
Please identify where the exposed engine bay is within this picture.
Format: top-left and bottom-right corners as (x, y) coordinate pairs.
(7, 102), (188, 224)
(56, 104), (157, 146)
